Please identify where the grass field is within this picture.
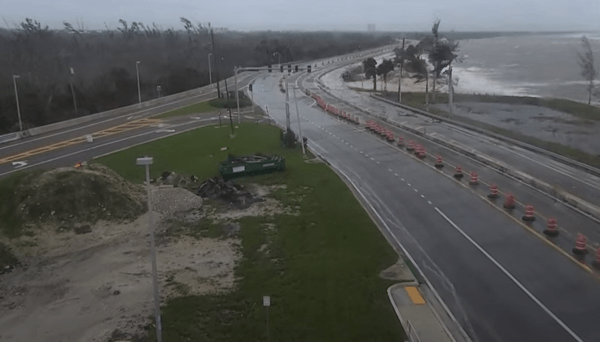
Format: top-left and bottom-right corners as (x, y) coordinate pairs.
(97, 123), (405, 342)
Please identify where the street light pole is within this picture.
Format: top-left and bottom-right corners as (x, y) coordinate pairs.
(136, 157), (163, 342)
(69, 67), (78, 115)
(208, 53), (213, 86)
(292, 86), (305, 155)
(234, 66), (240, 123)
(12, 75), (22, 131)
(136, 61), (142, 104)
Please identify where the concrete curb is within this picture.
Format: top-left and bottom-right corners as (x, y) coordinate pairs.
(0, 133), (20, 144)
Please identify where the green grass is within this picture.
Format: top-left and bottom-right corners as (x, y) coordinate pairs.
(0, 169), (44, 238)
(97, 123), (404, 342)
(0, 242), (18, 269)
(375, 91), (600, 168)
(154, 101), (221, 119)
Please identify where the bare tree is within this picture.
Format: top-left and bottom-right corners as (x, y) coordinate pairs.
(578, 36), (596, 105)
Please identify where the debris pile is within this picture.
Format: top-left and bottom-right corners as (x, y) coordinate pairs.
(196, 177), (263, 209)
(157, 171), (199, 187)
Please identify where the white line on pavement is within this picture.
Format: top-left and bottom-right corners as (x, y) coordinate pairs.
(434, 207), (584, 342)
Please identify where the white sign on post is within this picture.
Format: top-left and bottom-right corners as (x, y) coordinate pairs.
(263, 296), (270, 307)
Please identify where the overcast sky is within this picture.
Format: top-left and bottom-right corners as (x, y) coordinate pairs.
(2, 0), (600, 32)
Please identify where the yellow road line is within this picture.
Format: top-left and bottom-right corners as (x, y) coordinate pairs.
(405, 286), (426, 305)
(0, 118), (161, 165)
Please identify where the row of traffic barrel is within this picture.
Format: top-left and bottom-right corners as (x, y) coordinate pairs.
(364, 119), (600, 270)
(311, 93), (360, 124)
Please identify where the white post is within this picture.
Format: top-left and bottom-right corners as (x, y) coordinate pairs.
(13, 75), (22, 131)
(208, 53), (213, 86)
(293, 86), (305, 155)
(235, 67), (240, 123)
(136, 157), (162, 342)
(136, 61), (142, 104)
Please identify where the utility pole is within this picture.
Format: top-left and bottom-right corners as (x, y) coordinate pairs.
(284, 77), (291, 130)
(224, 77), (234, 135)
(292, 86), (305, 155)
(12, 75), (23, 132)
(208, 53), (213, 86)
(69, 67), (78, 115)
(136, 61), (142, 104)
(398, 37), (405, 103)
(234, 66), (240, 123)
(211, 28), (221, 98)
(448, 64), (453, 117)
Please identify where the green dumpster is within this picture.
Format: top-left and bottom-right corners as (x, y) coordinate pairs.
(219, 154), (285, 180)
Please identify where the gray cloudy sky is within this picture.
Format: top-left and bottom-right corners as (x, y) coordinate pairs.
(2, 0), (599, 32)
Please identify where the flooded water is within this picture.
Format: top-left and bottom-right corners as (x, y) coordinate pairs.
(453, 33), (600, 102)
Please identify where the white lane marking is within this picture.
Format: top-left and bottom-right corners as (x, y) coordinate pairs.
(434, 207), (585, 342)
(12, 161), (28, 168)
(421, 195), (425, 198)
(370, 157), (375, 161)
(394, 173), (399, 176)
(401, 178), (405, 181)
(414, 189), (418, 192)
(428, 201), (432, 205)
(407, 183), (411, 186)
(0, 119), (210, 177)
(498, 145), (600, 191)
(376, 161), (380, 164)
(155, 129), (176, 133)
(310, 141), (328, 154)
(388, 168), (393, 172)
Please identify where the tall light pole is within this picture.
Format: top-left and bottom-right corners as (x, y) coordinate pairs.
(234, 66), (240, 123)
(136, 61), (142, 104)
(273, 52), (280, 67)
(208, 53), (213, 86)
(12, 75), (23, 132)
(69, 67), (78, 115)
(292, 86), (305, 155)
(448, 64), (453, 117)
(136, 157), (163, 342)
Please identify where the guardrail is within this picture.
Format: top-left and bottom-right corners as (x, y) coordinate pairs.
(371, 94), (600, 179)
(1, 74), (245, 144)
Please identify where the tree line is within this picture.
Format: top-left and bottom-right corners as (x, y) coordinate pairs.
(0, 18), (395, 133)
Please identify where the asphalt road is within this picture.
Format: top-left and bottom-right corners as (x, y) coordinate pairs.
(251, 71), (600, 342)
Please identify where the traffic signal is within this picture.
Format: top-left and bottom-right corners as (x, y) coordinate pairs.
(294, 65), (299, 72)
(307, 65), (312, 73)
(288, 64), (291, 73)
(280, 65), (284, 72)
(249, 83), (253, 92)
(268, 64), (272, 73)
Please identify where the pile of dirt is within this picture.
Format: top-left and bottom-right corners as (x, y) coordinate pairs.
(196, 177), (263, 209)
(15, 163), (146, 226)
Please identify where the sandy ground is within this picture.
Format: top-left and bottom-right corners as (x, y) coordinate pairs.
(0, 186), (246, 342)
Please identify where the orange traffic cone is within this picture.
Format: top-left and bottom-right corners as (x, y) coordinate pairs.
(543, 217), (559, 237)
(572, 234), (588, 255)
